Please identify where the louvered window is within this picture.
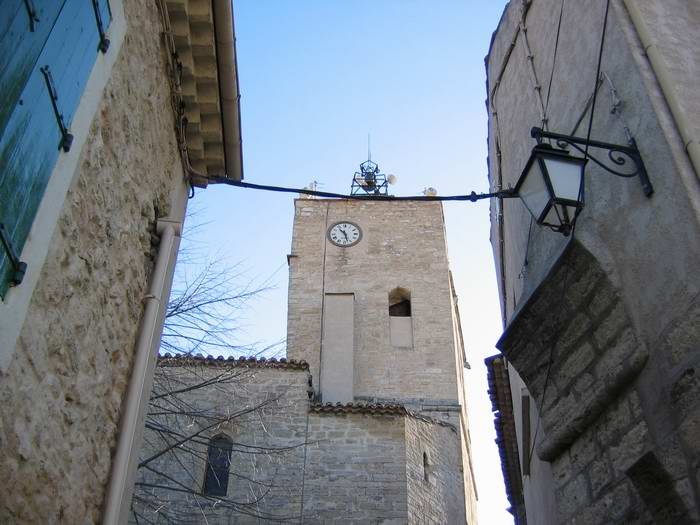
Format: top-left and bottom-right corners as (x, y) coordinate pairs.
(0, 0), (111, 297)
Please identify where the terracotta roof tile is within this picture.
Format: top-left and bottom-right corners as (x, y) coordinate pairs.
(310, 402), (407, 416)
(485, 354), (526, 524)
(158, 353), (309, 370)
(309, 402), (456, 430)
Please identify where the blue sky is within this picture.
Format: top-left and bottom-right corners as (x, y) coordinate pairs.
(184, 1), (512, 522)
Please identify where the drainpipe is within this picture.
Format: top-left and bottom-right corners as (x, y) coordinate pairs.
(622, 0), (700, 180)
(102, 215), (184, 525)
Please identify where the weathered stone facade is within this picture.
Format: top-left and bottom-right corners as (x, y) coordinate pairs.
(0, 1), (188, 523)
(288, 198), (477, 522)
(134, 198), (478, 523)
(486, 1), (700, 523)
(288, 200), (467, 410)
(134, 357), (468, 524)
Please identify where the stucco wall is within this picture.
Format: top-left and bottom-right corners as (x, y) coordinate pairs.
(488, 0), (700, 338)
(0, 1), (185, 522)
(487, 0), (700, 523)
(507, 366), (556, 525)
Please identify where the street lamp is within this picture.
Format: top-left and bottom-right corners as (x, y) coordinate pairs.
(514, 144), (587, 236)
(488, 126), (654, 236)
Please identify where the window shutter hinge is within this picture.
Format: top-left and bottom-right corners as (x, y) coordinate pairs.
(0, 224), (28, 286)
(40, 66), (74, 153)
(22, 0), (39, 32)
(91, 0), (110, 53)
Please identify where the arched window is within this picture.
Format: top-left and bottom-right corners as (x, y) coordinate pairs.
(389, 287), (411, 317)
(203, 434), (233, 497)
(389, 287), (413, 347)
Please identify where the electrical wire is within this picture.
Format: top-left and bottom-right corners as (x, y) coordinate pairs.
(526, 207), (579, 473)
(543, 0), (566, 129)
(527, 0), (611, 472)
(585, 0), (611, 157)
(208, 177), (513, 202)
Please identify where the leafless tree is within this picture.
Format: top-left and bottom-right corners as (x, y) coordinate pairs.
(130, 361), (304, 524)
(129, 218), (300, 524)
(160, 215), (284, 358)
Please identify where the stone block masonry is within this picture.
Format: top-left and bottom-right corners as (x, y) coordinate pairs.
(287, 199), (460, 406)
(134, 359), (468, 524)
(499, 241), (700, 524)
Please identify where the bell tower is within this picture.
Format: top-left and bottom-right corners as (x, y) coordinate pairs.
(286, 171), (478, 522)
(286, 194), (469, 421)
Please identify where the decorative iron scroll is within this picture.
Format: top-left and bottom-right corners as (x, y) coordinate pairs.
(531, 127), (653, 197)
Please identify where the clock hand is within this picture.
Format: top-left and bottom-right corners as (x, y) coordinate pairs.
(341, 229), (349, 241)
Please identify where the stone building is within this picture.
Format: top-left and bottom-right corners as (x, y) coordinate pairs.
(484, 0), (700, 524)
(0, 1), (242, 523)
(133, 199), (478, 524)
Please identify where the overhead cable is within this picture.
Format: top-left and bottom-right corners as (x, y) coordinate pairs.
(208, 177), (514, 202)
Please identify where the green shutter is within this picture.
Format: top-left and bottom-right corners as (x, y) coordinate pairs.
(0, 0), (68, 133)
(0, 0), (111, 298)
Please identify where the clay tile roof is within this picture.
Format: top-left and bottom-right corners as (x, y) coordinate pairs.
(310, 402), (408, 416)
(485, 354), (526, 525)
(157, 353), (309, 370)
(308, 403), (456, 431)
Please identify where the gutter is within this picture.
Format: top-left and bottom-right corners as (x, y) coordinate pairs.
(102, 2), (242, 521)
(102, 216), (184, 525)
(212, 0), (244, 182)
(622, 0), (700, 181)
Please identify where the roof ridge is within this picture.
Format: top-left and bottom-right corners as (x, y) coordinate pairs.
(309, 402), (456, 429)
(157, 353), (309, 370)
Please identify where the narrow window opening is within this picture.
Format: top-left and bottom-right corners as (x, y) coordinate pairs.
(389, 299), (411, 317)
(389, 287), (411, 317)
(521, 393), (531, 476)
(203, 434), (233, 497)
(389, 287), (413, 347)
(423, 452), (430, 482)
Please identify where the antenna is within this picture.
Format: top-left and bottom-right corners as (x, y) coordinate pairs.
(367, 133), (371, 162)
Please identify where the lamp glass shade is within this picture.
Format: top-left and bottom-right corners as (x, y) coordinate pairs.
(515, 145), (586, 234)
(543, 156), (584, 203)
(517, 157), (550, 222)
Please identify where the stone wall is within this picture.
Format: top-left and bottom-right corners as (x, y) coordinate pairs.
(133, 362), (311, 524)
(0, 1), (185, 522)
(304, 411), (409, 524)
(134, 360), (470, 524)
(405, 417), (466, 525)
(287, 199), (460, 407)
(498, 241), (699, 523)
(487, 0), (700, 522)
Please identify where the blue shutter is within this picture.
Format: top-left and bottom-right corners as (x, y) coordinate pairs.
(0, 0), (111, 297)
(0, 0), (68, 133)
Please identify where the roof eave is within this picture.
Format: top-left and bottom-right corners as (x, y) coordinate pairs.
(212, 0), (244, 182)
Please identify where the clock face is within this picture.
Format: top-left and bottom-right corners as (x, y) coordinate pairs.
(328, 221), (362, 247)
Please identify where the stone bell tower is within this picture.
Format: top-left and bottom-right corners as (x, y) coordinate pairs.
(285, 172), (478, 522)
(286, 196), (470, 419)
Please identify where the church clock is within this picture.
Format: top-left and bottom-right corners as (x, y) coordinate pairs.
(327, 221), (362, 247)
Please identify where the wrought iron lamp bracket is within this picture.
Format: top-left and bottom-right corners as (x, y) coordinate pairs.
(531, 127), (653, 197)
